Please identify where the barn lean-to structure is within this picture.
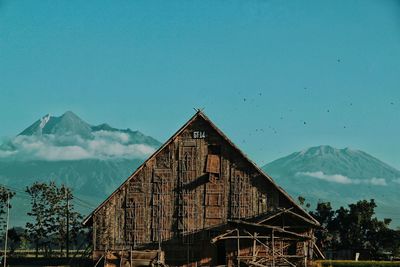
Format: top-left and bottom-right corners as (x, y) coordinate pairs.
(83, 111), (322, 267)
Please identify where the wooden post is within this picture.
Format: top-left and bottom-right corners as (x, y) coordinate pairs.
(237, 229), (240, 267)
(130, 246), (133, 267)
(271, 229), (275, 267)
(252, 232), (257, 262)
(104, 249), (107, 267)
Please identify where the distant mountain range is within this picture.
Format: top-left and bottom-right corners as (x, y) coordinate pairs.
(262, 145), (400, 227)
(0, 111), (161, 226)
(1, 112), (399, 228)
(18, 111), (160, 147)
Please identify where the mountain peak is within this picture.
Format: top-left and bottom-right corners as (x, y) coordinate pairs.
(300, 145), (337, 156)
(299, 145), (364, 158)
(91, 123), (116, 132)
(265, 145), (400, 183)
(19, 111), (92, 138)
(16, 111), (162, 147)
(58, 111), (88, 126)
(62, 110), (79, 118)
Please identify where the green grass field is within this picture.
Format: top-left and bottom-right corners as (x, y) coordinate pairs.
(315, 260), (400, 267)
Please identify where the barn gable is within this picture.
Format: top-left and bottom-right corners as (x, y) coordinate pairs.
(83, 111), (316, 227)
(84, 111), (320, 267)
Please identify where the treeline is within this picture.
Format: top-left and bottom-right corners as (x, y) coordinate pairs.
(0, 182), (87, 257)
(302, 197), (400, 259)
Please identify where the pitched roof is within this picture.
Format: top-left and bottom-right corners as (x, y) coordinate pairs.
(83, 111), (319, 226)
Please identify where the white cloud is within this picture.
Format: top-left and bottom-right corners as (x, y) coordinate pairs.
(35, 145), (92, 161)
(296, 171), (353, 184)
(93, 130), (130, 144)
(369, 177), (387, 186)
(0, 131), (156, 161)
(0, 150), (17, 157)
(296, 171), (387, 186)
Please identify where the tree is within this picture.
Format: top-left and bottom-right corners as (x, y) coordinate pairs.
(51, 184), (83, 256)
(310, 202), (335, 249)
(7, 227), (26, 255)
(310, 199), (400, 258)
(25, 182), (54, 257)
(347, 200), (376, 249)
(298, 196), (306, 206)
(26, 181), (84, 257)
(331, 206), (350, 249)
(297, 195), (311, 209)
(0, 186), (15, 237)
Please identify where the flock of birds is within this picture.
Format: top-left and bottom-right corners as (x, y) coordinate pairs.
(220, 57), (398, 166)
(237, 86), (397, 147)
(217, 57), (398, 165)
(243, 91), (396, 134)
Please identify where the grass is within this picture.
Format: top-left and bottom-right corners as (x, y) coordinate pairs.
(315, 260), (400, 267)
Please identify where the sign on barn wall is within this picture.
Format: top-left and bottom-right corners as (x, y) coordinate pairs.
(193, 131), (206, 139)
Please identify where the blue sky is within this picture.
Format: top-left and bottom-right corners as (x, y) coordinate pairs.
(0, 0), (399, 168)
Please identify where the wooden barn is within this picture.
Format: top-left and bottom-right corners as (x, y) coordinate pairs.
(83, 111), (322, 267)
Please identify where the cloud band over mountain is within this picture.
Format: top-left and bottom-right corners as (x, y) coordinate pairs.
(0, 130), (156, 161)
(0, 112), (161, 161)
(296, 171), (387, 186)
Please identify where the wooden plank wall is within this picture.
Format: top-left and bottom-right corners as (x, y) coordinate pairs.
(92, 116), (298, 265)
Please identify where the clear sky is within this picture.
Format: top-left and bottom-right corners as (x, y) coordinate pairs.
(0, 0), (399, 168)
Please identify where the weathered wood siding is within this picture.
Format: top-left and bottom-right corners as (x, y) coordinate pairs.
(92, 116), (293, 252)
(88, 113), (319, 266)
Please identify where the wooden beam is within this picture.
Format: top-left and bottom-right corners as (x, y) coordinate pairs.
(244, 230), (270, 252)
(210, 229), (237, 244)
(313, 242), (326, 260)
(258, 208), (294, 224)
(229, 220), (311, 240)
(252, 232), (257, 262)
(272, 229), (275, 267)
(237, 229), (240, 267)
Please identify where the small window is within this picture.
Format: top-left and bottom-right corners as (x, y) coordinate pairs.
(208, 145), (221, 155)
